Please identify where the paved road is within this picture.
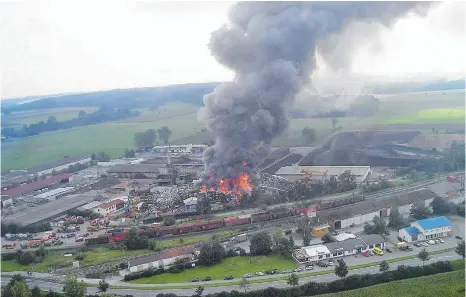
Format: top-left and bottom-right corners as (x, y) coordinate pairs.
(3, 251), (460, 297)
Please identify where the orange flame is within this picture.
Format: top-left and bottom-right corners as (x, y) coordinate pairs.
(199, 163), (254, 203)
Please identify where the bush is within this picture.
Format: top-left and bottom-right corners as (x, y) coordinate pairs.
(17, 251), (36, 265)
(119, 262), (129, 270)
(75, 253), (86, 261)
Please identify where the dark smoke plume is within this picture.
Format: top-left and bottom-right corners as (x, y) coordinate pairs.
(198, 1), (433, 187)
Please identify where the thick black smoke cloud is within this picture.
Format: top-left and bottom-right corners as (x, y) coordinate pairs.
(198, 1), (433, 186)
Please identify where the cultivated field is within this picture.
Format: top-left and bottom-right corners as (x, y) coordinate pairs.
(1, 90), (465, 172)
(316, 269), (465, 297)
(1, 107), (97, 128)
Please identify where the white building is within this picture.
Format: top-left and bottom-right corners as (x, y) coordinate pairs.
(128, 245), (197, 273)
(152, 144), (207, 154)
(78, 201), (101, 211)
(398, 216), (452, 242)
(292, 234), (385, 264)
(275, 165), (371, 184)
(33, 187), (75, 201)
(29, 157), (92, 177)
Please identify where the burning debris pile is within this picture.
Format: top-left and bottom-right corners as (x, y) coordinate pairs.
(197, 2), (433, 201)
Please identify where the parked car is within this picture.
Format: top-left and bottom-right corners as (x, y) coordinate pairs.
(317, 261), (328, 267)
(243, 273), (253, 278)
(385, 248), (392, 253)
(191, 278), (199, 282)
(272, 269), (279, 274)
(368, 250), (374, 256)
(327, 261), (335, 266)
(438, 238), (445, 243)
(428, 240), (436, 245)
(413, 242), (422, 247)
(265, 270), (274, 275)
(202, 277), (211, 282)
(407, 246), (413, 251)
(224, 276), (233, 280)
(255, 272), (264, 276)
(434, 239), (441, 244)
(305, 265), (314, 270)
(455, 236), (463, 240)
(421, 242), (429, 247)
(75, 237), (84, 243)
(294, 267), (304, 272)
(361, 251), (370, 257)
(282, 269), (293, 274)
(373, 247), (384, 256)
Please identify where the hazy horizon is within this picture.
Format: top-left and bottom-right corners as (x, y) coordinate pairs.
(1, 1), (465, 99)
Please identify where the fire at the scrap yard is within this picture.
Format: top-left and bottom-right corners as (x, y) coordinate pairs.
(199, 162), (254, 202)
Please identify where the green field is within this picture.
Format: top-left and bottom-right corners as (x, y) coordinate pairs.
(316, 269), (465, 297)
(2, 90), (465, 172)
(382, 107), (465, 124)
(2, 107), (97, 128)
(1, 248), (151, 272)
(128, 255), (295, 284)
(1, 104), (203, 172)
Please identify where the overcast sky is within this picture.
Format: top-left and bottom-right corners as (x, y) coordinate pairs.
(1, 0), (465, 99)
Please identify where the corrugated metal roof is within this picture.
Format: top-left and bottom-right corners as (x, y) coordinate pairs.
(417, 216), (451, 230)
(2, 174), (71, 197)
(34, 187), (75, 199)
(403, 226), (421, 236)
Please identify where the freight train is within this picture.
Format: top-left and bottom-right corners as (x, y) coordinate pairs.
(85, 195), (365, 246)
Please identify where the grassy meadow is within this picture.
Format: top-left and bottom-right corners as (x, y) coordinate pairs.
(128, 255), (296, 284)
(1, 248), (151, 272)
(316, 269), (465, 297)
(1, 90), (465, 172)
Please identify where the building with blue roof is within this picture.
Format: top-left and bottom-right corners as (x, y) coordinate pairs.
(398, 216), (452, 242)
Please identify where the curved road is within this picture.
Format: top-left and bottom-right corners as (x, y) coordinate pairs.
(2, 251), (460, 296)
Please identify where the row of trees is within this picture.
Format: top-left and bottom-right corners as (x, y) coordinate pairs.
(1, 106), (140, 139)
(134, 127), (172, 150)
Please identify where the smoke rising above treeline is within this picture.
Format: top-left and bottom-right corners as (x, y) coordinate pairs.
(198, 1), (435, 187)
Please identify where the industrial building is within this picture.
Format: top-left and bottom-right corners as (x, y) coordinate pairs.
(398, 216), (452, 242)
(107, 164), (160, 178)
(275, 165), (371, 184)
(317, 188), (438, 230)
(26, 156), (91, 177)
(152, 144), (207, 154)
(292, 234), (385, 264)
(1, 173), (71, 198)
(33, 187), (75, 201)
(128, 244), (198, 273)
(2, 194), (95, 226)
(95, 199), (126, 216)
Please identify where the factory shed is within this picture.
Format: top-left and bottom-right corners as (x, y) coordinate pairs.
(2, 194), (94, 226)
(318, 188), (438, 230)
(1, 174), (71, 197)
(33, 187), (75, 201)
(275, 165), (370, 184)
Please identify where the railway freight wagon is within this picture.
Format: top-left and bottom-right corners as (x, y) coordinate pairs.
(223, 217), (250, 226)
(251, 212), (272, 222)
(269, 208), (294, 219)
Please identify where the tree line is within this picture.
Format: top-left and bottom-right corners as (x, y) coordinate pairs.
(1, 105), (140, 139)
(134, 127), (172, 150)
